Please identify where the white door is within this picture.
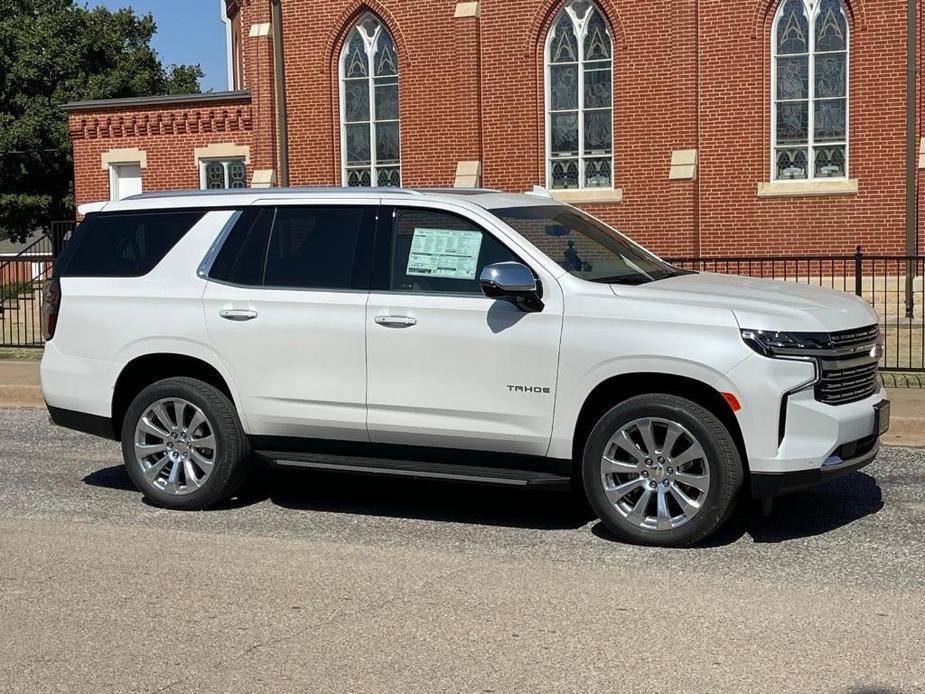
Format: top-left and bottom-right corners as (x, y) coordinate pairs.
(203, 204), (377, 441)
(366, 206), (564, 456)
(109, 163), (142, 201)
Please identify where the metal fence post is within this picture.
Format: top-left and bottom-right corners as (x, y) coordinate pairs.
(906, 257), (916, 318)
(854, 246), (863, 297)
(50, 221), (65, 258)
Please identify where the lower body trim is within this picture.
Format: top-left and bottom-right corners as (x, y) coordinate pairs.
(47, 405), (116, 440)
(750, 439), (880, 499)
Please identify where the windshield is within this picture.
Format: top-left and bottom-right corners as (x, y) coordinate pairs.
(491, 204), (680, 284)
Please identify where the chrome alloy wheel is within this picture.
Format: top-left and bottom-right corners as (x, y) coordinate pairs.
(133, 398), (217, 496)
(600, 417), (711, 531)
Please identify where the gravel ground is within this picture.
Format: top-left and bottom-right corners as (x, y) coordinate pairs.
(0, 407), (923, 693)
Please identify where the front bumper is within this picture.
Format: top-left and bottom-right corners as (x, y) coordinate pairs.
(717, 352), (886, 484)
(750, 435), (879, 498)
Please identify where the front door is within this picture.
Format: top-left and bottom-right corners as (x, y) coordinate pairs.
(365, 205), (563, 456)
(203, 203), (377, 441)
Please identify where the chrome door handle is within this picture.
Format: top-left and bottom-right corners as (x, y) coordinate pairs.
(374, 315), (417, 328)
(219, 309), (258, 322)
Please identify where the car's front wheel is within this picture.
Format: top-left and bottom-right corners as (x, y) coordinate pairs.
(121, 377), (250, 510)
(582, 394), (743, 547)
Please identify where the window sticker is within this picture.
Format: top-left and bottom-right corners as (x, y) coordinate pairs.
(406, 228), (483, 280)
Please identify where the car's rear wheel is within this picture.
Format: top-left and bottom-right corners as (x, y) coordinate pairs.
(121, 377), (250, 510)
(582, 393), (743, 547)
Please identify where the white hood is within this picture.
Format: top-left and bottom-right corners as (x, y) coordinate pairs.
(612, 271), (879, 333)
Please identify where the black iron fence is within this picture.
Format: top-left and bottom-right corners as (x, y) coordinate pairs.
(667, 248), (925, 373)
(3, 229), (925, 376)
(0, 222), (74, 349)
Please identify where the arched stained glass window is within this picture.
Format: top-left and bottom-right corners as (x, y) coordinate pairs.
(772, 0), (848, 181)
(545, 1), (613, 190)
(339, 14), (400, 187)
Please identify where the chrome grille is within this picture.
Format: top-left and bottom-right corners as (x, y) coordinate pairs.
(829, 325), (880, 352)
(816, 360), (879, 405)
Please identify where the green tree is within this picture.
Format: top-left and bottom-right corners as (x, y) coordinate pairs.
(0, 0), (203, 242)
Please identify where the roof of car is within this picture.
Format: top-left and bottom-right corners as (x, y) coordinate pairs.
(90, 187), (563, 214)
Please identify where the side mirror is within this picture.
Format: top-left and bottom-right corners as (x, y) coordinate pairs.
(479, 262), (544, 312)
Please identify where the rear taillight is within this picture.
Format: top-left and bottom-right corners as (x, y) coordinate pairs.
(42, 278), (61, 341)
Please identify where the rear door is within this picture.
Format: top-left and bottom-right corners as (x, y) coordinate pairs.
(202, 201), (377, 441)
(365, 204), (564, 456)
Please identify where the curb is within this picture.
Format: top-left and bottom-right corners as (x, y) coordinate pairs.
(0, 385), (45, 409)
(881, 417), (925, 449)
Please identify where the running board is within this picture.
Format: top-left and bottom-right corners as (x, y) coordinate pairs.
(256, 450), (572, 489)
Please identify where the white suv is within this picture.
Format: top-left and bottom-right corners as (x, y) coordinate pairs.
(41, 187), (889, 546)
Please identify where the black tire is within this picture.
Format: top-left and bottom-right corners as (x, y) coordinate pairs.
(121, 377), (251, 510)
(582, 394), (743, 547)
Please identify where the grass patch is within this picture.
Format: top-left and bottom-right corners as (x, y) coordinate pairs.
(0, 281), (33, 306)
(0, 348), (43, 361)
(882, 323), (925, 372)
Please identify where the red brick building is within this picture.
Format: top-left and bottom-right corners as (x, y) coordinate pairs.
(64, 0), (924, 257)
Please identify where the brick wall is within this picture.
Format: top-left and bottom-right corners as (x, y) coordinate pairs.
(69, 97), (255, 206)
(68, 0), (923, 257)
(698, 0), (910, 256)
(278, 0), (482, 187)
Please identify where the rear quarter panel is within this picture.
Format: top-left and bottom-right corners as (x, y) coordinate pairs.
(44, 211), (240, 418)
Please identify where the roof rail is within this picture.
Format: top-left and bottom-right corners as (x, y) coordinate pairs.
(414, 188), (502, 196)
(123, 186), (427, 201)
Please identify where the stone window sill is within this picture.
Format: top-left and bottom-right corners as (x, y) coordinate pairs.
(549, 188), (624, 204)
(757, 179), (859, 198)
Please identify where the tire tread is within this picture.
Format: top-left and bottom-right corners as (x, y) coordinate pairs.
(581, 393), (743, 547)
(121, 377), (251, 510)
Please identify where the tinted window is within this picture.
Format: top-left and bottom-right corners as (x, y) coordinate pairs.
(264, 207), (368, 290)
(388, 209), (520, 294)
(53, 214), (95, 277)
(60, 211), (206, 277)
(493, 205), (677, 285)
(209, 208), (274, 286)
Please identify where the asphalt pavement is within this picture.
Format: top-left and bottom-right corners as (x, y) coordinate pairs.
(0, 407), (923, 693)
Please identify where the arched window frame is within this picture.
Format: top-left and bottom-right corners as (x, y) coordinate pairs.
(770, 0), (850, 182)
(338, 13), (401, 187)
(544, 1), (614, 191)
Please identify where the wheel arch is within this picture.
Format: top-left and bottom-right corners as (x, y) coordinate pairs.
(111, 353), (237, 439)
(571, 372), (749, 473)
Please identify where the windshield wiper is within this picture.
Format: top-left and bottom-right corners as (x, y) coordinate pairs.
(653, 267), (696, 281)
(588, 274), (653, 285)
(590, 268), (689, 285)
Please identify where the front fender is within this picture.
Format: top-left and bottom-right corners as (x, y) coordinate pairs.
(547, 355), (746, 459)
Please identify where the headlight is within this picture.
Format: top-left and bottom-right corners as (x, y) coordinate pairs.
(740, 329), (832, 357)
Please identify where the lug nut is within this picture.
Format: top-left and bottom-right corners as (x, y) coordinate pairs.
(649, 481), (657, 489)
(663, 479), (670, 486)
(642, 470), (649, 478)
(645, 458), (653, 465)
(667, 467), (673, 474)
(657, 457), (665, 464)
